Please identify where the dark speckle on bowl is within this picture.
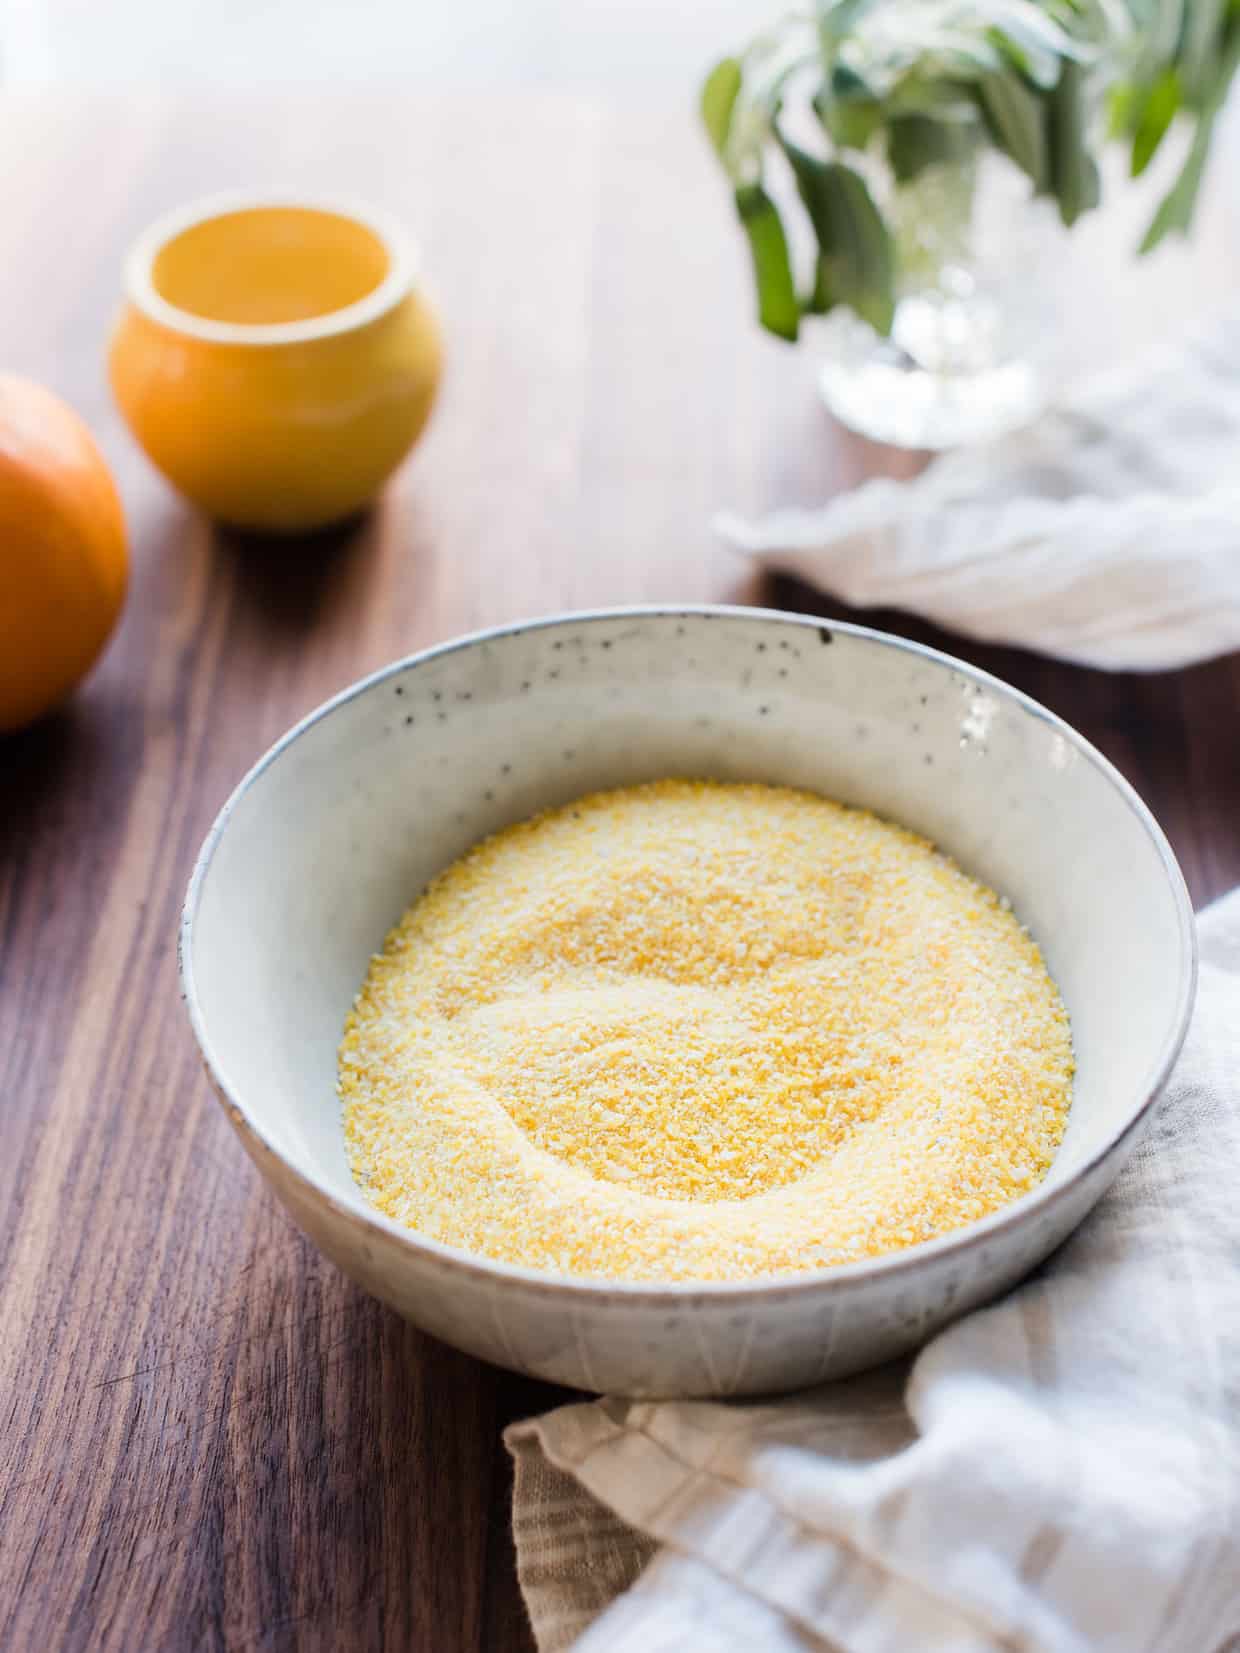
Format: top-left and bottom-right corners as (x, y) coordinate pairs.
(394, 684), (404, 696)
(404, 715), (414, 727)
(818, 627), (833, 645)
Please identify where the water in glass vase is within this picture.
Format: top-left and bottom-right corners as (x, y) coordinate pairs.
(819, 153), (1063, 449)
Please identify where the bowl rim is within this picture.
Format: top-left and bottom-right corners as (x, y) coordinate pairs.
(180, 604), (1199, 1304)
(123, 191), (420, 348)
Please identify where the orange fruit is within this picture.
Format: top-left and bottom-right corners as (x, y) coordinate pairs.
(0, 375), (127, 733)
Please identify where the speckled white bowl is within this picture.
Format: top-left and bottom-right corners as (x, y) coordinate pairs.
(181, 607), (1196, 1397)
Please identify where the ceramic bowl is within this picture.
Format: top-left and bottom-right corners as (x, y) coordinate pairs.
(180, 608), (1196, 1397)
(109, 194), (441, 532)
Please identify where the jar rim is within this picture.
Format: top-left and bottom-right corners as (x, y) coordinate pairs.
(124, 192), (420, 346)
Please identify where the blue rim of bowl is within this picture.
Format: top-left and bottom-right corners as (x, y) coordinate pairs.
(179, 605), (1199, 1304)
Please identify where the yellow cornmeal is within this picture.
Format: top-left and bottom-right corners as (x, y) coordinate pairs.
(339, 780), (1072, 1282)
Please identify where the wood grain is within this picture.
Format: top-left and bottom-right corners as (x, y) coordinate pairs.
(1, 90), (1238, 1653)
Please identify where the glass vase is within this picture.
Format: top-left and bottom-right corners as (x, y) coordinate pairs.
(817, 152), (1064, 450)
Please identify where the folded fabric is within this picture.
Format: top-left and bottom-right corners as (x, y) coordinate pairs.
(507, 889), (1240, 1653)
(716, 317), (1240, 672)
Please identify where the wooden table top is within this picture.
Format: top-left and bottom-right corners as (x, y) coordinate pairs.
(2, 91), (1238, 1653)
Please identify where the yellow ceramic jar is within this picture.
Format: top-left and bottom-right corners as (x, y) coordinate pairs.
(109, 196), (442, 532)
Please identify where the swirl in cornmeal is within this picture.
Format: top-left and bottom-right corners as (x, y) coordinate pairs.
(339, 780), (1073, 1282)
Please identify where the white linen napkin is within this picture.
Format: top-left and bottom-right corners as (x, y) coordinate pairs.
(716, 318), (1240, 672)
(506, 889), (1240, 1653)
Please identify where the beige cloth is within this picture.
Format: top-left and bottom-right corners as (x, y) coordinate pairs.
(715, 318), (1240, 672)
(507, 890), (1240, 1653)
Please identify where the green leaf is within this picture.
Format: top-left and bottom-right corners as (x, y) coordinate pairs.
(1178, 0), (1227, 103)
(887, 113), (981, 182)
(1129, 68), (1180, 176)
(976, 69), (1050, 192)
(982, 0), (1094, 63)
(885, 74), (981, 122)
(1075, 152), (1101, 221)
(1140, 5), (1240, 251)
(829, 61), (871, 99)
(815, 60), (884, 148)
(701, 57), (743, 158)
(806, 258), (833, 315)
(824, 101), (885, 151)
(782, 142), (895, 335)
(1147, 0), (1186, 75)
(936, 35), (1006, 78)
(1050, 59), (1101, 225)
(817, 0), (880, 48)
(1106, 80), (1138, 139)
(984, 1), (1093, 91)
(815, 80), (884, 150)
(1138, 115), (1211, 250)
(734, 183), (800, 340)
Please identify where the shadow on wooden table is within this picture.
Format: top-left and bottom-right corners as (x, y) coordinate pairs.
(0, 701), (119, 863)
(211, 510), (385, 642)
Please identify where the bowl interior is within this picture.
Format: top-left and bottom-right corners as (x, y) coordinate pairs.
(151, 205), (391, 328)
(186, 610), (1193, 1259)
